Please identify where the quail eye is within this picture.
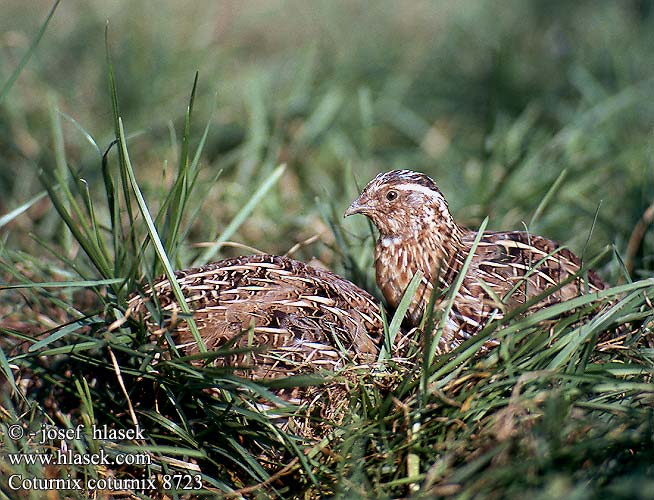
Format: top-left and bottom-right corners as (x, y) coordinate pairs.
(386, 190), (398, 201)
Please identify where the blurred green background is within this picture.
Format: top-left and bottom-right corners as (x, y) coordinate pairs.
(2, 0), (653, 281)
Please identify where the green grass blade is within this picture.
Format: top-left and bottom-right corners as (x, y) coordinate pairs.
(0, 347), (25, 403)
(0, 0), (61, 103)
(28, 316), (104, 352)
(164, 71), (198, 258)
(0, 191), (48, 229)
(512, 279), (652, 327)
(117, 117), (206, 353)
(58, 110), (103, 157)
(428, 217), (489, 365)
(194, 164), (286, 265)
(101, 141), (122, 277)
(0, 278), (122, 290)
(378, 270), (423, 361)
(105, 25), (136, 255)
(529, 168), (568, 228)
(38, 169), (112, 278)
(296, 88), (344, 145)
(547, 289), (645, 370)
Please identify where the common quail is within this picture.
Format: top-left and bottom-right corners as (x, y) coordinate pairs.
(345, 169), (607, 352)
(127, 254), (385, 378)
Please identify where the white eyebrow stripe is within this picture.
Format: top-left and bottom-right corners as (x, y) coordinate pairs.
(393, 183), (441, 198)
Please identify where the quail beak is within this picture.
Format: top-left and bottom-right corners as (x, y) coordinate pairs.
(344, 198), (368, 218)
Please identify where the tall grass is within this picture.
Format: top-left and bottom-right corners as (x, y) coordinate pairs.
(1, 1), (654, 498)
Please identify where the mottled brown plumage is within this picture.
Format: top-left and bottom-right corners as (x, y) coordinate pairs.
(127, 254), (385, 378)
(345, 169), (607, 352)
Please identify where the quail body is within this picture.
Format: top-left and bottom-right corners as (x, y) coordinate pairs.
(127, 254), (384, 378)
(345, 170), (607, 352)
